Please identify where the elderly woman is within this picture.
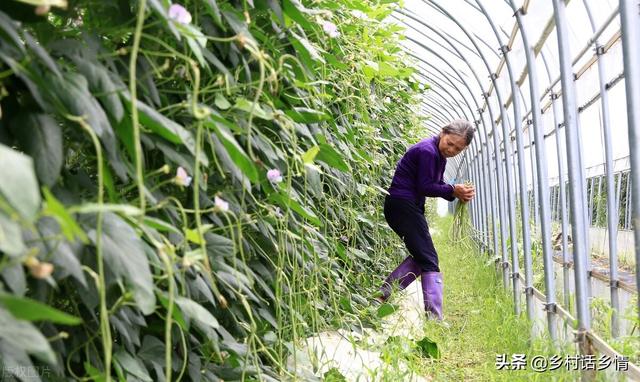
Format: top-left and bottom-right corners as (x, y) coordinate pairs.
(378, 120), (476, 320)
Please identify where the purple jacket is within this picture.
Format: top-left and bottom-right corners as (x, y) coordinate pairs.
(388, 136), (455, 207)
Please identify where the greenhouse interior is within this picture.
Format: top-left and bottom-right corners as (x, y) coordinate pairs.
(0, 0), (639, 380)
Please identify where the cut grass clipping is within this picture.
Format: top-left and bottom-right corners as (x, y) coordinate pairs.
(449, 180), (475, 248)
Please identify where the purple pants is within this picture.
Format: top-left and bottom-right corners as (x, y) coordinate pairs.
(381, 196), (443, 319)
(383, 196), (439, 272)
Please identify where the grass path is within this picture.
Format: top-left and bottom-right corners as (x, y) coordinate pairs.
(414, 216), (605, 381)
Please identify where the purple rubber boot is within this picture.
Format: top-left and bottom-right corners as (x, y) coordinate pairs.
(421, 271), (444, 320)
(379, 256), (421, 301)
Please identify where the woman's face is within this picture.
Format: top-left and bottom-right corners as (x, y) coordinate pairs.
(438, 133), (467, 158)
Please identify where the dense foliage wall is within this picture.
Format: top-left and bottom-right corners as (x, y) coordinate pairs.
(0, 0), (425, 380)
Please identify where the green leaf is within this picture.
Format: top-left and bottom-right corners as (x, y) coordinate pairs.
(0, 10), (24, 53)
(49, 71), (128, 180)
(233, 97), (274, 120)
(0, 143), (41, 221)
(215, 93), (231, 110)
(204, 118), (258, 183)
(324, 52), (349, 70)
(205, 232), (234, 257)
(338, 297), (354, 314)
(204, 0), (223, 26)
(282, 0), (312, 29)
(0, 344), (37, 382)
(0, 213), (25, 257)
(84, 362), (106, 382)
(176, 297), (219, 336)
(348, 247), (370, 261)
(323, 367), (347, 382)
(304, 163), (323, 196)
(24, 32), (61, 78)
(362, 60), (379, 79)
(73, 59), (124, 122)
(302, 145), (320, 164)
(268, 192), (322, 227)
(1, 264), (26, 296)
(378, 61), (399, 77)
(0, 307), (56, 365)
(114, 350), (153, 382)
(121, 93), (197, 156)
(415, 336), (440, 359)
(42, 187), (89, 243)
(376, 303), (396, 318)
(37, 216), (87, 286)
(143, 216), (182, 236)
(0, 294), (82, 325)
(184, 224), (213, 244)
(157, 293), (187, 330)
(289, 31), (325, 64)
(285, 107), (330, 123)
(87, 212), (156, 315)
(182, 25), (208, 67)
(317, 143), (349, 172)
(266, 0), (284, 24)
(11, 113), (63, 186)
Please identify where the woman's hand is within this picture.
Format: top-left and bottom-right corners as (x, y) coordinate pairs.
(453, 184), (475, 203)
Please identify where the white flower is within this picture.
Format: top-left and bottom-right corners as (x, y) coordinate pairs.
(267, 169), (283, 183)
(168, 4), (192, 25)
(384, 97), (391, 104)
(175, 166), (192, 187)
(322, 21), (340, 38)
(351, 10), (367, 19)
(214, 196), (229, 212)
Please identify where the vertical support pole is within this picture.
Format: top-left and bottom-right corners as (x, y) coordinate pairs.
(511, 2), (559, 341)
(620, 0), (640, 330)
(553, 0), (592, 343)
(542, 51), (572, 316)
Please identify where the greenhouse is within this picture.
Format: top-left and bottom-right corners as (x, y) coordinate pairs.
(0, 0), (639, 380)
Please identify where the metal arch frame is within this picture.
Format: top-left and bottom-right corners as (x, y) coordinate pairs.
(394, 0), (640, 373)
(540, 46), (573, 330)
(421, 0), (517, 290)
(399, 11), (505, 267)
(506, 0), (559, 341)
(619, 0), (640, 327)
(414, 0), (508, 272)
(414, 59), (490, 231)
(393, 13), (484, 96)
(422, 83), (472, 121)
(399, 21), (499, 255)
(552, 0), (592, 332)
(475, 0), (531, 320)
(405, 39), (484, 189)
(582, 0), (621, 338)
(417, 69), (473, 122)
(422, 94), (463, 121)
(416, 63), (487, 230)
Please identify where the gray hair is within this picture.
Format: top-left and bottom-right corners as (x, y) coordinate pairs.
(442, 119), (475, 145)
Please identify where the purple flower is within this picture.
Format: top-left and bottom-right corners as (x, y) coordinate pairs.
(267, 169), (283, 183)
(168, 4), (192, 25)
(322, 21), (340, 38)
(175, 166), (192, 187)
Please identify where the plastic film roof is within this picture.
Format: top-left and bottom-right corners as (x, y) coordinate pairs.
(391, 0), (625, 184)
